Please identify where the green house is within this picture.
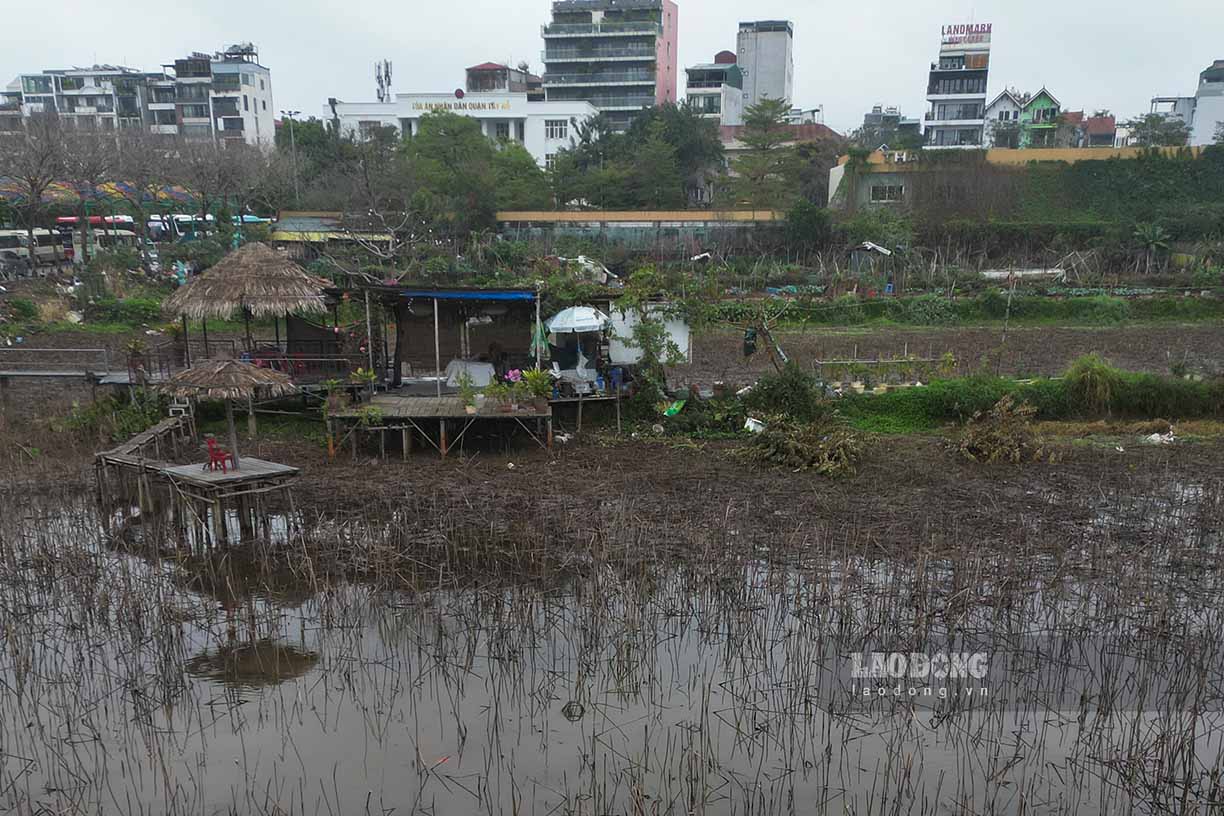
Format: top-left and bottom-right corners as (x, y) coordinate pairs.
(1020, 88), (1061, 148)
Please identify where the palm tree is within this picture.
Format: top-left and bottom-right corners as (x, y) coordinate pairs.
(1133, 223), (1170, 275)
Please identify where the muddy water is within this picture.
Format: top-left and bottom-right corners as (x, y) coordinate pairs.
(3, 496), (1224, 816)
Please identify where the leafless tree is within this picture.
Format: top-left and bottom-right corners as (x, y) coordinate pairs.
(174, 137), (225, 224)
(0, 113), (64, 274)
(60, 130), (117, 265)
(114, 129), (177, 268)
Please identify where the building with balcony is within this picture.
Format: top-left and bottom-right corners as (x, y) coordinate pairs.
(859, 105), (920, 148)
(328, 88), (596, 169)
(541, 0), (679, 130)
(684, 51), (743, 126)
(924, 23), (992, 149)
(466, 63), (545, 101)
(2, 43), (274, 146)
(737, 20), (793, 108)
(9, 65), (166, 135)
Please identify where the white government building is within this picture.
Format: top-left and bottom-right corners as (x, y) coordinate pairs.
(327, 63), (597, 169)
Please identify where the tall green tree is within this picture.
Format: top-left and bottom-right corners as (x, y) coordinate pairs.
(724, 98), (798, 208)
(492, 142), (551, 210)
(627, 121), (686, 209)
(1122, 114), (1191, 147)
(402, 111), (498, 237)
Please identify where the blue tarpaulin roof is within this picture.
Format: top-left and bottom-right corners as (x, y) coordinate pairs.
(400, 289), (536, 301)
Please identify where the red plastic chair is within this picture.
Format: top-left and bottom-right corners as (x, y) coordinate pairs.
(204, 437), (236, 473)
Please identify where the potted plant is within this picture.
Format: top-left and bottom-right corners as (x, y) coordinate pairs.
(321, 378), (345, 417)
(457, 371), (477, 414)
(349, 366), (379, 399)
(522, 369), (552, 412)
(505, 369), (524, 410)
(484, 381), (512, 412)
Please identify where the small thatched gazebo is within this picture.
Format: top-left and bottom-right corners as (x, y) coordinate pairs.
(163, 242), (331, 353)
(162, 359), (297, 468)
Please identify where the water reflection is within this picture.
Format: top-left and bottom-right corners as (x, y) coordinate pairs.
(185, 638), (320, 688)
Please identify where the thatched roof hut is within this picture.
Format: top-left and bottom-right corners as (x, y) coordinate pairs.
(162, 359), (297, 467)
(162, 359), (297, 401)
(162, 242), (331, 322)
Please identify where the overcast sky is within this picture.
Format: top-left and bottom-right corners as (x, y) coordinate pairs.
(3, 0), (1218, 133)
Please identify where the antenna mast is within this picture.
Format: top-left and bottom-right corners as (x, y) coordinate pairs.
(376, 60), (393, 103)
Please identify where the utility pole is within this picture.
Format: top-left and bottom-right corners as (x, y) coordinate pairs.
(281, 109), (301, 207)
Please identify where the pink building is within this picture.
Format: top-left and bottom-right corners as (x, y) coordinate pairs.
(542, 0), (679, 130)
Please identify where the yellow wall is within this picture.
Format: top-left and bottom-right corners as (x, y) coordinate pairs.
(841, 145), (1202, 171)
(496, 210), (783, 223)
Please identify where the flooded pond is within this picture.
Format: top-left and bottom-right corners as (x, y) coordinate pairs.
(3, 477), (1224, 815)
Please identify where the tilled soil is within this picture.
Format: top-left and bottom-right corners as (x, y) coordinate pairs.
(675, 325), (1224, 388)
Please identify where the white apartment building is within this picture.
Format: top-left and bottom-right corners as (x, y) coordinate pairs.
(925, 23), (992, 149)
(2, 44), (274, 147)
(736, 20), (794, 107)
(329, 92), (597, 169)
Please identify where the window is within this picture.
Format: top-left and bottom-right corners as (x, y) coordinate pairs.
(545, 153), (557, 170)
(516, 121), (525, 141)
(545, 119), (568, 139)
(22, 76), (52, 94)
(180, 104), (210, 119)
(243, 95), (249, 111)
(495, 121), (510, 140)
(262, 100), (266, 111)
(182, 123), (212, 140)
(870, 185), (904, 203)
(259, 78), (265, 90)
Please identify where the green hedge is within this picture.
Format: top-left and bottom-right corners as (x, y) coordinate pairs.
(691, 292), (1224, 328)
(82, 296), (163, 325)
(841, 373), (1224, 432)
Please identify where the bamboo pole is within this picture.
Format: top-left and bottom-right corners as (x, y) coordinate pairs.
(226, 400), (241, 469)
(433, 298), (442, 398)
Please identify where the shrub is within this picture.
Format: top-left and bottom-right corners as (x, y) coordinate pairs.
(1064, 354), (1123, 416)
(741, 363), (830, 422)
(83, 296), (163, 325)
(892, 293), (957, 326)
(749, 419), (865, 476)
(958, 395), (1045, 464)
(6, 298), (38, 321)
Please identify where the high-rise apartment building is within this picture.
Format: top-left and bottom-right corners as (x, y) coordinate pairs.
(924, 23), (992, 148)
(1, 43), (274, 147)
(736, 20), (794, 108)
(542, 0), (678, 130)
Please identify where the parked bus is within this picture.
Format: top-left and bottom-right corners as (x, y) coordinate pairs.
(147, 214), (215, 242)
(0, 229), (72, 267)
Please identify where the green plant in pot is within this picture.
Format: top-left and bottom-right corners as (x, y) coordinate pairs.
(457, 371), (477, 414)
(484, 381), (512, 412)
(522, 369), (552, 412)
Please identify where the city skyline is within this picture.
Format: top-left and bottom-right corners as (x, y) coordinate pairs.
(2, 0), (1220, 135)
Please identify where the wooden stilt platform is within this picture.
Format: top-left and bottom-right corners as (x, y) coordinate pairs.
(332, 394), (552, 459)
(94, 416), (299, 550)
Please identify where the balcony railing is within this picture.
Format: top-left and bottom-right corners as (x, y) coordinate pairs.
(543, 70), (655, 85)
(544, 46), (657, 61)
(543, 21), (661, 36)
(586, 95), (655, 109)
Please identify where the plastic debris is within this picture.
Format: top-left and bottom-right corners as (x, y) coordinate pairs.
(744, 418), (766, 434)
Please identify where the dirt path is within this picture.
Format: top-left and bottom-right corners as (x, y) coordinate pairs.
(674, 325), (1224, 387)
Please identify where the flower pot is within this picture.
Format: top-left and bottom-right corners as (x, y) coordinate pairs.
(532, 396), (548, 413)
(498, 400), (513, 413)
(465, 404), (477, 415)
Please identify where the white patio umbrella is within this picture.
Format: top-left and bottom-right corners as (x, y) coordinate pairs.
(546, 306), (611, 335)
